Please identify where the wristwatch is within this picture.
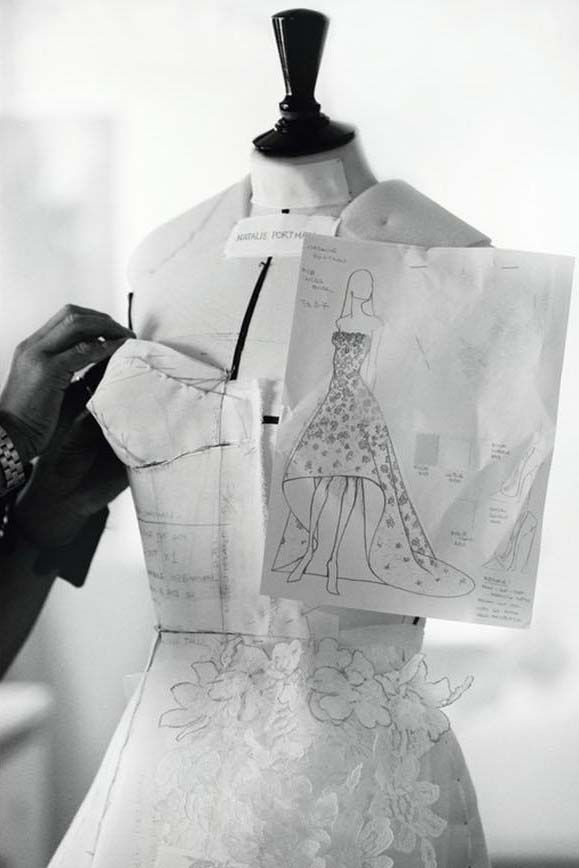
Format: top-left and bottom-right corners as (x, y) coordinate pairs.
(0, 424), (26, 494)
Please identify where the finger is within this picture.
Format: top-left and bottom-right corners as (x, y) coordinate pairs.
(51, 336), (128, 378)
(39, 310), (134, 354)
(24, 304), (126, 346)
(43, 317), (134, 353)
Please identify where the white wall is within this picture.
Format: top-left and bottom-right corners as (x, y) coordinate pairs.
(1, 0), (578, 861)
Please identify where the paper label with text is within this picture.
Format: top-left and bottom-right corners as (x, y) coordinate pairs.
(224, 214), (339, 258)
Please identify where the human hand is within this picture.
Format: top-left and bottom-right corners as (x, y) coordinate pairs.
(14, 408), (128, 549)
(0, 304), (134, 464)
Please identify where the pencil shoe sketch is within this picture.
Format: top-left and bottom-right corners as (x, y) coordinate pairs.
(273, 269), (474, 598)
(484, 494), (538, 574)
(491, 432), (545, 503)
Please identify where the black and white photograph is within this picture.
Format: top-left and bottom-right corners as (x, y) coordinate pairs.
(0, 3), (577, 867)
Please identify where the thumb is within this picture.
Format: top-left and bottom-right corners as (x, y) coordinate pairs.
(54, 336), (127, 379)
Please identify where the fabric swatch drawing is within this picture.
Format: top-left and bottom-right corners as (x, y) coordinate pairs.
(273, 270), (475, 599)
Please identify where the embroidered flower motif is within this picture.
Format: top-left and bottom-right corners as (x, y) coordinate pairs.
(270, 639), (304, 710)
(308, 639), (391, 728)
(358, 817), (395, 867)
(155, 743), (262, 859)
(256, 776), (338, 868)
(327, 809), (394, 868)
(205, 642), (269, 723)
(160, 639), (307, 735)
(376, 654), (472, 743)
(371, 735), (446, 864)
(158, 662), (221, 737)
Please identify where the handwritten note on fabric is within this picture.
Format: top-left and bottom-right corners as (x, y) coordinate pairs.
(261, 235), (573, 628)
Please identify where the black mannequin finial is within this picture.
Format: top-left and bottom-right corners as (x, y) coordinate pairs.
(253, 8), (355, 157)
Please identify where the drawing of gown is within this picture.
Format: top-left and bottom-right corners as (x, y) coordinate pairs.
(274, 330), (474, 597)
(48, 339), (489, 868)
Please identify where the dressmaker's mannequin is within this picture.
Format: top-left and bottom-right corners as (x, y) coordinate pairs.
(130, 11), (487, 641)
(129, 140), (489, 635)
(47, 15), (492, 867)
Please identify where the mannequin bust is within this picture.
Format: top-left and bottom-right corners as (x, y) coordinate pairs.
(127, 9), (489, 631)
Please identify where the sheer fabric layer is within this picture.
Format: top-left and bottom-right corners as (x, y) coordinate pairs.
(49, 630), (487, 868)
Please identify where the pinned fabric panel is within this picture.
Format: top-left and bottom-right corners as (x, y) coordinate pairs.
(88, 340), (256, 468)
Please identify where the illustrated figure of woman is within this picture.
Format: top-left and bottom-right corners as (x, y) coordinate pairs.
(273, 269), (474, 598)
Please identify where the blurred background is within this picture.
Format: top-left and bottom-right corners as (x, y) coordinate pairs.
(0, 1), (578, 866)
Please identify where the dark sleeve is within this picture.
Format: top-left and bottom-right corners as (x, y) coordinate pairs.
(34, 507), (110, 587)
(0, 531), (59, 678)
(0, 506), (109, 676)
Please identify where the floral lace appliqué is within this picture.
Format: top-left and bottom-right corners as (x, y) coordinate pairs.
(157, 636), (471, 868)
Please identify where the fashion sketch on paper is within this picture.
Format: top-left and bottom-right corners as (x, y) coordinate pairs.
(272, 269), (475, 598)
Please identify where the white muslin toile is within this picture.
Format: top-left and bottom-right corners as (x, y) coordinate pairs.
(46, 339), (489, 868)
(261, 234), (573, 628)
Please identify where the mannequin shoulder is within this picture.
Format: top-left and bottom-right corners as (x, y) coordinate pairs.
(127, 177), (250, 287)
(339, 180), (491, 248)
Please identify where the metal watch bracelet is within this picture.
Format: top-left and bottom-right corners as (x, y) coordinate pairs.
(0, 423), (26, 494)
